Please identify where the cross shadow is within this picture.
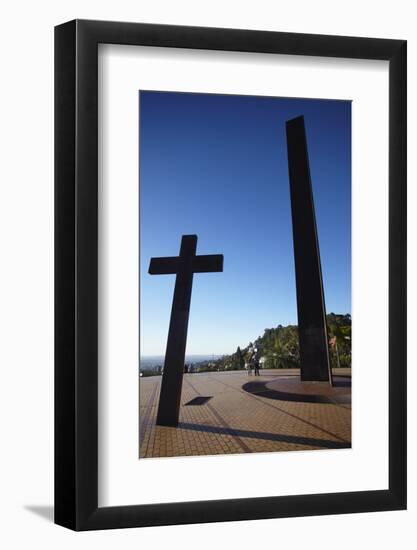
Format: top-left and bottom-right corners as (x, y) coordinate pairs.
(178, 422), (350, 449)
(184, 396), (213, 406)
(24, 505), (54, 523)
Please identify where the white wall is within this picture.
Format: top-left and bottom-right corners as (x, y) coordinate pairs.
(0, 1), (415, 548)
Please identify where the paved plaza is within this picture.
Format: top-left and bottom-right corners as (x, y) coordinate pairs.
(139, 369), (351, 459)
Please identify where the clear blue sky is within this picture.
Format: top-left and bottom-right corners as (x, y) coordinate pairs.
(140, 91), (351, 356)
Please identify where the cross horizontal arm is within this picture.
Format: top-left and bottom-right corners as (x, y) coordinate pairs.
(148, 257), (179, 275)
(192, 254), (224, 273)
(148, 254), (223, 275)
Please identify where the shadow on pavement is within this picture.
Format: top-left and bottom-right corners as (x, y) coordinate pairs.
(178, 422), (350, 449)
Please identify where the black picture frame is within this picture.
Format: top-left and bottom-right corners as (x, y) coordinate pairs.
(55, 19), (407, 531)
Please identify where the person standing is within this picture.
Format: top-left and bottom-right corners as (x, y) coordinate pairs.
(251, 345), (259, 376)
(252, 344), (261, 376)
(247, 343), (255, 376)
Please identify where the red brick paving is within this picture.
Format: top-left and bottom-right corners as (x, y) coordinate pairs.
(139, 369), (351, 458)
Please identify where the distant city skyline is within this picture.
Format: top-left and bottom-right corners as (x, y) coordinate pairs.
(140, 91), (351, 356)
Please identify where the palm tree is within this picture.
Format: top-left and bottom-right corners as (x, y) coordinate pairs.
(328, 324), (351, 368)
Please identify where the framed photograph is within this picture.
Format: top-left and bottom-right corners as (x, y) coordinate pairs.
(55, 19), (406, 530)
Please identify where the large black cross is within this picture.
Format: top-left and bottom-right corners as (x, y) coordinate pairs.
(148, 234), (223, 427)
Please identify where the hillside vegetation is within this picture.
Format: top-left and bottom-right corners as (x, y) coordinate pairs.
(197, 313), (351, 372)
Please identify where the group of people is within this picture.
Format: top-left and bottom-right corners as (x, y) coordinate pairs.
(245, 343), (261, 376)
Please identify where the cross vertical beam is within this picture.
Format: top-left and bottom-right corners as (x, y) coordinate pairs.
(148, 235), (223, 426)
(286, 116), (333, 385)
(156, 235), (195, 427)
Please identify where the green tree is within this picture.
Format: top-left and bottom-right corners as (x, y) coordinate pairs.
(236, 346), (245, 370)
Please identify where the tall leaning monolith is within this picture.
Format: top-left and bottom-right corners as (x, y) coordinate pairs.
(286, 115), (332, 385)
